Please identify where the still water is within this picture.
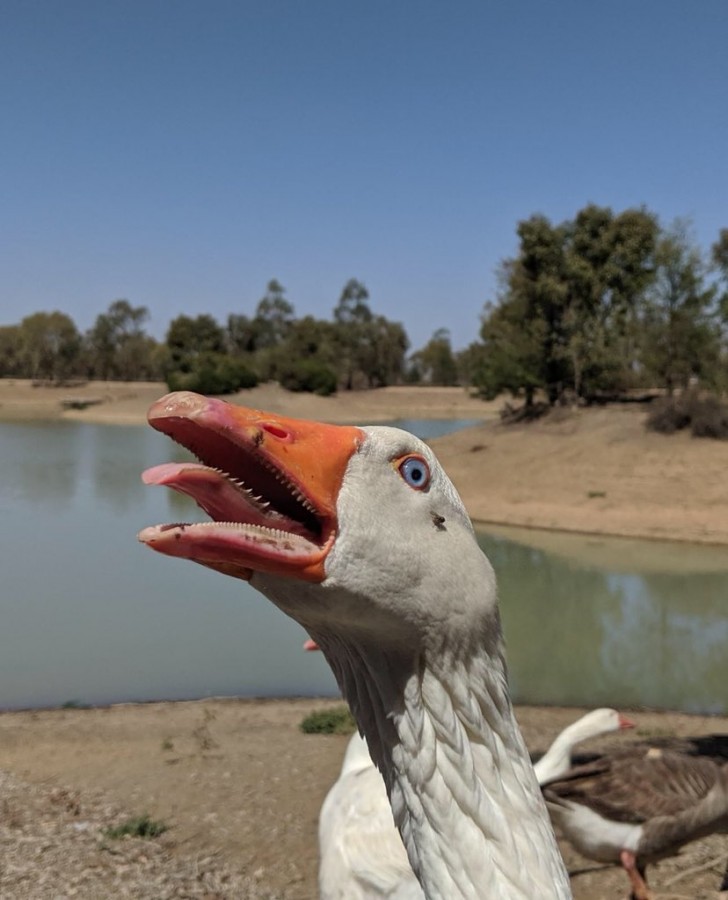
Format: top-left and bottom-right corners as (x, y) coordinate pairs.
(1, 420), (726, 713)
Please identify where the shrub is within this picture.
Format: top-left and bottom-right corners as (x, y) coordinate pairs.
(279, 359), (337, 396)
(690, 394), (728, 438)
(103, 814), (168, 840)
(646, 396), (691, 434)
(300, 705), (356, 734)
(646, 391), (728, 439)
(166, 353), (258, 395)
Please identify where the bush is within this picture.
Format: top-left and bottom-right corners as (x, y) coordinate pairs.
(645, 396), (691, 434)
(646, 391), (728, 439)
(690, 394), (728, 438)
(103, 814), (168, 840)
(300, 705), (356, 734)
(279, 359), (337, 396)
(166, 353), (258, 395)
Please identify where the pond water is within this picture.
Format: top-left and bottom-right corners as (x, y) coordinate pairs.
(1, 420), (726, 713)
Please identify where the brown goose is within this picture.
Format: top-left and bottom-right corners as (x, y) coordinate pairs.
(543, 743), (728, 900)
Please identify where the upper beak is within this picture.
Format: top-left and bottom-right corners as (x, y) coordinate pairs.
(139, 392), (363, 583)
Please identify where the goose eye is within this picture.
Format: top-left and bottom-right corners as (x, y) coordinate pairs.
(397, 455), (430, 490)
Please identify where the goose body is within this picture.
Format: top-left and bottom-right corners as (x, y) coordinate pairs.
(139, 392), (572, 899)
(317, 707), (632, 899)
(543, 745), (728, 899)
(319, 732), (424, 899)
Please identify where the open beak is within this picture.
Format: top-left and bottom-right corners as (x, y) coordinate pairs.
(138, 392), (362, 583)
(618, 714), (636, 730)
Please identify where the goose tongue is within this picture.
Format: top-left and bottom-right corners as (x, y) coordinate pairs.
(142, 462), (297, 532)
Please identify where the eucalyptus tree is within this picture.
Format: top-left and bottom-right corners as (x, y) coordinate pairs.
(640, 222), (719, 393)
(331, 279), (408, 388)
(410, 328), (459, 385)
(0, 325), (22, 377)
(359, 315), (409, 387)
(18, 311), (81, 382)
(475, 204), (658, 406)
(87, 299), (154, 380)
(166, 313), (226, 367)
(333, 278), (372, 389)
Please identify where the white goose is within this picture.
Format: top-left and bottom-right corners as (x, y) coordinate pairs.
(304, 639), (422, 898)
(139, 391), (572, 899)
(319, 730), (424, 899)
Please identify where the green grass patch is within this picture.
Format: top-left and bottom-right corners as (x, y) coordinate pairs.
(103, 814), (168, 840)
(300, 705), (356, 735)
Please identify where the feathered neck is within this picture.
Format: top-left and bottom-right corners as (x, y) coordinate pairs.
(318, 630), (573, 899)
(534, 715), (601, 783)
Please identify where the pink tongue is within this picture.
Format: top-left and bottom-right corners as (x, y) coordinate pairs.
(142, 462), (208, 485)
(142, 462), (275, 526)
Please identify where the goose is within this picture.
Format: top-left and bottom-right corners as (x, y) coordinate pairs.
(139, 391), (573, 898)
(304, 639), (421, 896)
(542, 745), (728, 900)
(303, 639), (422, 896)
(319, 729), (425, 899)
(314, 704), (634, 900)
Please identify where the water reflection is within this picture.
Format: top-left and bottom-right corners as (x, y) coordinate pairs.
(480, 531), (728, 714)
(1, 422), (81, 507)
(0, 420), (726, 712)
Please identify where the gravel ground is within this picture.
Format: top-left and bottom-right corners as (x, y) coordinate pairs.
(0, 700), (726, 899)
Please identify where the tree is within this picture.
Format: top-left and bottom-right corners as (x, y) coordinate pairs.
(563, 205), (657, 397)
(249, 280), (296, 381)
(253, 280), (294, 349)
(275, 315), (339, 395)
(474, 204), (658, 407)
(475, 289), (547, 406)
(227, 313), (258, 356)
(333, 279), (372, 389)
(87, 299), (153, 380)
(640, 223), (719, 394)
(284, 315), (338, 365)
(18, 311), (81, 382)
(711, 227), (728, 390)
(358, 316), (409, 388)
(0, 325), (22, 377)
(166, 314), (226, 369)
(410, 328), (459, 386)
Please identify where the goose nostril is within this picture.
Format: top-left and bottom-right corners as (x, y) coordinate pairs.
(261, 422), (292, 441)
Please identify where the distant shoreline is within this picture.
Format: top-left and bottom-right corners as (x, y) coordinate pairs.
(2, 378), (727, 547)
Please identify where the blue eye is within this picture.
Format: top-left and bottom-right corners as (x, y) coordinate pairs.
(398, 455), (430, 490)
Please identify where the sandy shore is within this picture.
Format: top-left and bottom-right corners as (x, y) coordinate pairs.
(0, 699), (726, 899)
(2, 379), (727, 897)
(2, 378), (727, 546)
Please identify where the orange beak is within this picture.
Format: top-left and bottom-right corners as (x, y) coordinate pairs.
(138, 392), (363, 583)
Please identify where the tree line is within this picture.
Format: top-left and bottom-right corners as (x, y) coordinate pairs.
(2, 204), (727, 406)
(0, 278), (448, 395)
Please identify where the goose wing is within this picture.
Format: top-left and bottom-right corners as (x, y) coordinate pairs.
(543, 749), (721, 823)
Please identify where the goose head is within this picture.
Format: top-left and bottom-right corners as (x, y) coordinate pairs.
(139, 391), (499, 666)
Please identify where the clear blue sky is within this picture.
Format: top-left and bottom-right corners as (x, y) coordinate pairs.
(2, 1), (726, 351)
